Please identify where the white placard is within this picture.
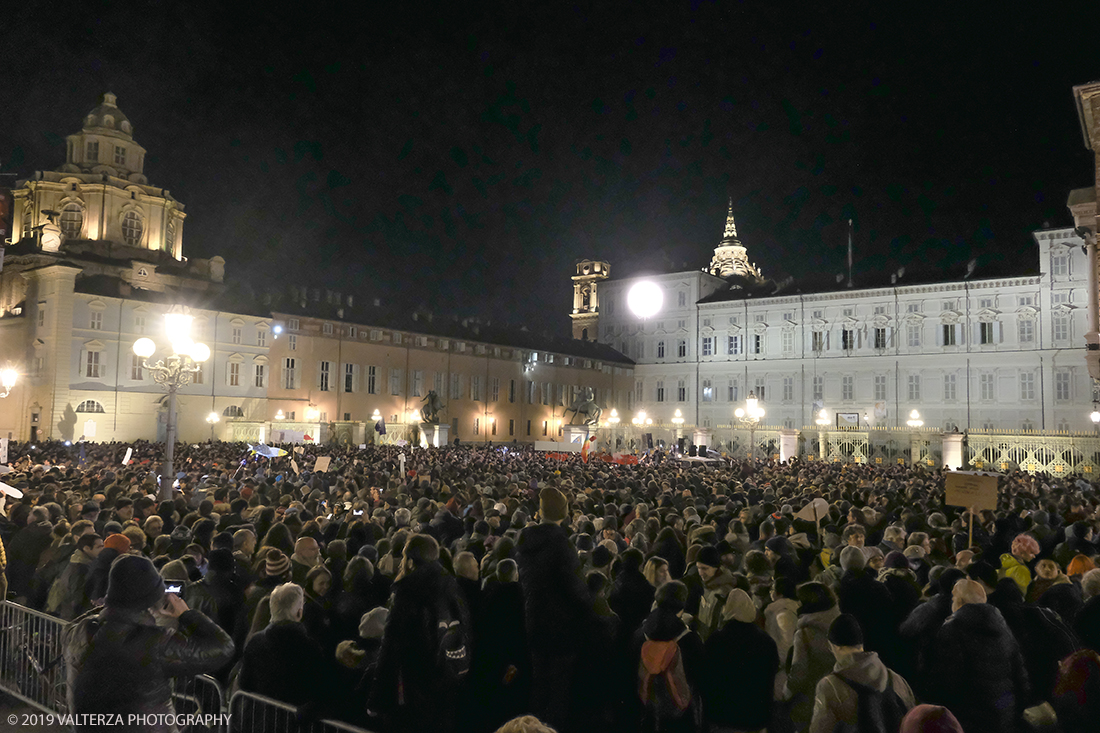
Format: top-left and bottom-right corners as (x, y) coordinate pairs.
(123, 447), (133, 465)
(314, 456), (331, 473)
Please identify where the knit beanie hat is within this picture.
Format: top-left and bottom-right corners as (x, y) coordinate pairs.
(828, 613), (863, 647)
(840, 545), (867, 571)
(358, 607), (389, 639)
(106, 555), (165, 610)
(900, 705), (965, 733)
(591, 545), (611, 569)
(764, 536), (792, 556)
(103, 533), (131, 553)
(722, 589), (756, 623)
(539, 487), (568, 523)
(884, 551), (909, 569)
(266, 549), (291, 578)
(696, 545), (721, 569)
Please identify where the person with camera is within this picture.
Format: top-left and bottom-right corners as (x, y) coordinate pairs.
(63, 554), (235, 732)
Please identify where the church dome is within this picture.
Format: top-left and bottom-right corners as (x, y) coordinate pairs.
(82, 92), (133, 138)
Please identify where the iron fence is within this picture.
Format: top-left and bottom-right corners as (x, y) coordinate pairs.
(0, 600), (69, 714)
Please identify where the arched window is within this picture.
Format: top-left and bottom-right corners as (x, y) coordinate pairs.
(75, 400), (105, 413)
(223, 405), (244, 418)
(60, 203), (84, 238)
(122, 211), (143, 246)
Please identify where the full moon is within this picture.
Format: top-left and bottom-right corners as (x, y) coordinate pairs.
(627, 281), (663, 318)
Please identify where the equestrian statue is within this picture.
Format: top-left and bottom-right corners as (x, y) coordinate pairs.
(565, 387), (602, 426)
(420, 390), (445, 424)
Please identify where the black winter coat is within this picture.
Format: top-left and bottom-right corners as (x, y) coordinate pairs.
(6, 522), (53, 597)
(702, 618), (778, 730)
(1074, 594), (1100, 653)
(609, 566), (656, 638)
(240, 621), (327, 708)
(925, 603), (1030, 733)
(516, 522), (600, 733)
(837, 569), (896, 658)
(64, 607), (234, 733)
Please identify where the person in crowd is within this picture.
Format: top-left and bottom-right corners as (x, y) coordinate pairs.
(784, 582), (841, 732)
(703, 588), (778, 732)
(63, 555), (234, 731)
(809, 614), (916, 733)
(516, 487), (599, 733)
(368, 533), (470, 733)
(7, 506), (55, 601)
(239, 582), (328, 710)
(1050, 650), (1100, 733)
(1000, 533), (1040, 594)
(634, 580), (703, 733)
(50, 533), (103, 620)
(924, 579), (1030, 733)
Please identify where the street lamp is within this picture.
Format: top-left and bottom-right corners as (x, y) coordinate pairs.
(735, 391), (765, 460)
(1092, 407), (1100, 425)
(608, 408), (620, 426)
(907, 410), (924, 428)
(133, 312), (209, 501)
(206, 411), (219, 441)
(0, 368), (17, 398)
(274, 409), (285, 420)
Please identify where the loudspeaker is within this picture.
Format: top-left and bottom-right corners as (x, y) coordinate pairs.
(688, 443), (698, 457)
(677, 437), (686, 454)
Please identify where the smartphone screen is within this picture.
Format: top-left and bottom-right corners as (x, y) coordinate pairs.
(165, 583), (183, 595)
(354, 510), (364, 516)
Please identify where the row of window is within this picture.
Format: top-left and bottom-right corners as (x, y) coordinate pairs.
(68, 308), (269, 345)
(84, 353), (267, 388)
(637, 318), (1068, 361)
(636, 370), (1078, 405)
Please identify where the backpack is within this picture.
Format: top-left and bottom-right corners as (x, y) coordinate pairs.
(436, 605), (471, 684)
(836, 672), (908, 733)
(638, 630), (693, 721)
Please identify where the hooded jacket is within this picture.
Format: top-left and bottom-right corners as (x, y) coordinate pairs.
(999, 553), (1032, 595)
(809, 651), (916, 733)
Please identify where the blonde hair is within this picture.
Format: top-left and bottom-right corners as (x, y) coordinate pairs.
(494, 716), (558, 733)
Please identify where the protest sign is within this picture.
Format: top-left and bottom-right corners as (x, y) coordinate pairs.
(945, 471), (999, 512)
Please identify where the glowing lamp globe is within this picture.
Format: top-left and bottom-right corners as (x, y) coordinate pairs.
(0, 369), (17, 390)
(627, 281), (663, 318)
(133, 338), (156, 358)
(190, 343), (211, 363)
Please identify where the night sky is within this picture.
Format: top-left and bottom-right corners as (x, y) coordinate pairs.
(3, 2), (1098, 335)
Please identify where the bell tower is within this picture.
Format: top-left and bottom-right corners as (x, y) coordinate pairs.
(570, 259), (610, 341)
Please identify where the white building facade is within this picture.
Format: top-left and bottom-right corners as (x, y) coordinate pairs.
(593, 208), (1096, 435)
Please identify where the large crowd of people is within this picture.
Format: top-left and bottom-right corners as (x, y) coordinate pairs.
(2, 437), (1100, 733)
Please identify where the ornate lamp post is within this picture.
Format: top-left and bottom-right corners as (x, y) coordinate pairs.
(735, 391), (765, 460)
(906, 410), (924, 428)
(206, 411), (219, 441)
(133, 312), (210, 501)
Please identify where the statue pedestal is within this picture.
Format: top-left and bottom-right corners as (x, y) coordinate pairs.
(779, 429), (800, 463)
(692, 428), (712, 449)
(563, 424), (591, 446)
(942, 432), (963, 470)
(420, 423), (449, 448)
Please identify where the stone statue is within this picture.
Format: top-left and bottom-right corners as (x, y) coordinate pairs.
(420, 390), (445, 424)
(565, 387), (602, 426)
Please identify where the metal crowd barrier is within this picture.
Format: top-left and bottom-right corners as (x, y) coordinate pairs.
(0, 600), (69, 715)
(0, 602), (375, 733)
(172, 674), (227, 733)
(229, 690), (377, 733)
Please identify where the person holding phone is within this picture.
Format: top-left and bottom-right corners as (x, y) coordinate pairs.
(63, 555), (234, 731)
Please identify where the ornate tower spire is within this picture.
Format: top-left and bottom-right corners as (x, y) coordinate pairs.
(723, 198), (738, 240)
(708, 199), (759, 280)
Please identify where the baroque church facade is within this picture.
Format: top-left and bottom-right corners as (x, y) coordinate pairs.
(579, 197), (1099, 436)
